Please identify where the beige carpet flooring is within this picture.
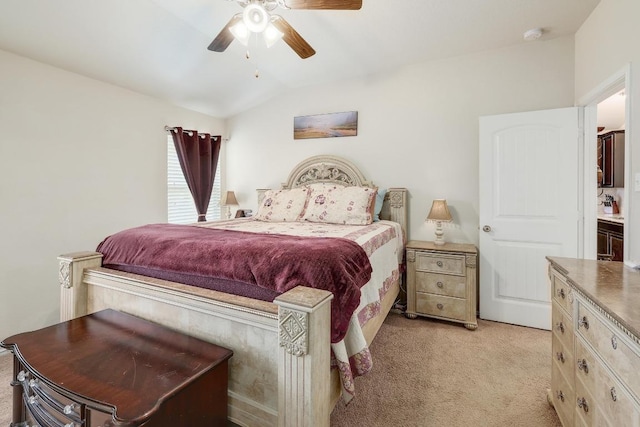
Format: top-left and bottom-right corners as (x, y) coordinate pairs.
(0, 313), (561, 427)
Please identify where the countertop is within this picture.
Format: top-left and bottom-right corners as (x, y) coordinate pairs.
(598, 214), (624, 225)
(547, 256), (640, 340)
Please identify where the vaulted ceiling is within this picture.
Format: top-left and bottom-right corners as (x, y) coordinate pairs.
(0, 0), (600, 118)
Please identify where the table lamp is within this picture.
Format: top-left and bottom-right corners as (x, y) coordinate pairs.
(426, 199), (453, 245)
(221, 191), (239, 219)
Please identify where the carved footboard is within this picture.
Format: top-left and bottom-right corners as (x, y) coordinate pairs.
(58, 253), (333, 427)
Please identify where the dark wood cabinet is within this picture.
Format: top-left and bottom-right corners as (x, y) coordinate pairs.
(597, 219), (624, 261)
(598, 130), (625, 188)
(1, 309), (233, 427)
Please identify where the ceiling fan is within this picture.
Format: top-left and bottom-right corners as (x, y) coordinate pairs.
(208, 0), (362, 59)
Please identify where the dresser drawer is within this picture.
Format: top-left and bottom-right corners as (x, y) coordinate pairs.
(576, 299), (640, 403)
(415, 293), (466, 321)
(576, 336), (640, 426)
(415, 253), (465, 276)
(552, 274), (573, 316)
(551, 359), (575, 427)
(552, 301), (574, 353)
(415, 272), (466, 298)
(552, 332), (574, 385)
(574, 374), (597, 426)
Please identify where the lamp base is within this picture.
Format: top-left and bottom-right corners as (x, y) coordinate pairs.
(433, 222), (445, 245)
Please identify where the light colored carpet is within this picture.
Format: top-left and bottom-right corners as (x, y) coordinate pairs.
(330, 313), (561, 427)
(0, 352), (11, 426)
(0, 314), (561, 426)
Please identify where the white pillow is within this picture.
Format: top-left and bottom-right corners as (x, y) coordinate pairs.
(254, 188), (310, 222)
(302, 185), (377, 225)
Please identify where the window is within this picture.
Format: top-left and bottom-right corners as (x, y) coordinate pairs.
(167, 137), (221, 224)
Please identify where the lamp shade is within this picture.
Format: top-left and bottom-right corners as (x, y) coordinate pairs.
(426, 199), (452, 222)
(221, 191), (239, 206)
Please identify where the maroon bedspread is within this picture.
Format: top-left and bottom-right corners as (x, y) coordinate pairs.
(96, 224), (372, 342)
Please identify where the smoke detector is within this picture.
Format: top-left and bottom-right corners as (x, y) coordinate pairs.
(523, 28), (543, 41)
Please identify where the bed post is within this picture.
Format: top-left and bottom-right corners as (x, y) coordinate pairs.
(58, 251), (103, 321)
(383, 188), (408, 241)
(273, 286), (334, 427)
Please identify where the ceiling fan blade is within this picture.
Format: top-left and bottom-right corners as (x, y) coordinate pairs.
(272, 16), (316, 59)
(208, 14), (242, 52)
(283, 0), (362, 10)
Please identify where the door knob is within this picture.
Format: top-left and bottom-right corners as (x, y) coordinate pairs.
(482, 225), (492, 232)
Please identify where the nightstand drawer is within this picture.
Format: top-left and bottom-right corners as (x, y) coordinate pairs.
(415, 272), (466, 298)
(415, 293), (466, 320)
(415, 253), (465, 276)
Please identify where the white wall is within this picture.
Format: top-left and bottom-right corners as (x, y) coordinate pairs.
(226, 37), (575, 245)
(0, 49), (224, 340)
(575, 0), (640, 264)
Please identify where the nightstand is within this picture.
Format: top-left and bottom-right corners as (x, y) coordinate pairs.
(405, 240), (478, 330)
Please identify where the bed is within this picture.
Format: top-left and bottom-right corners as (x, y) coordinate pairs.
(57, 155), (408, 427)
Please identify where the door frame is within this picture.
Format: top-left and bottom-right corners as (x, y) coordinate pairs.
(576, 64), (631, 261)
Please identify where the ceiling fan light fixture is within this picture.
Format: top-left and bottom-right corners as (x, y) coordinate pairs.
(264, 22), (284, 48)
(229, 20), (251, 46)
(243, 3), (270, 33)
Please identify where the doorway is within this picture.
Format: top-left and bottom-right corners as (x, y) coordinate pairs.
(580, 66), (630, 262)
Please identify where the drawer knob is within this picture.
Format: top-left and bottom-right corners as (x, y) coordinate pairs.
(611, 335), (618, 350)
(555, 322), (565, 334)
(64, 403), (77, 415)
(557, 288), (565, 299)
(28, 395), (38, 405)
(579, 316), (589, 330)
(577, 397), (589, 413)
(17, 370), (29, 382)
(436, 303), (444, 310)
(577, 358), (589, 374)
(436, 261), (443, 267)
(610, 387), (617, 402)
(436, 281), (444, 288)
(555, 352), (565, 363)
(556, 390), (565, 402)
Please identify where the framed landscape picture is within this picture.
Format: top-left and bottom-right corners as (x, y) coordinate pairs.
(294, 111), (358, 140)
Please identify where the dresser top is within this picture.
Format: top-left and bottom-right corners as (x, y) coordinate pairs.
(547, 257), (640, 339)
(1, 309), (233, 423)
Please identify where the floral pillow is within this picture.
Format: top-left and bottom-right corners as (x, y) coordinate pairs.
(254, 188), (310, 222)
(301, 185), (377, 225)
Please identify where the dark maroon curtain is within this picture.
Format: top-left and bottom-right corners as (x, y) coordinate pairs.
(170, 127), (221, 222)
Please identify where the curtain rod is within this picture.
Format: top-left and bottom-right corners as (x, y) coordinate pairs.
(164, 126), (219, 141)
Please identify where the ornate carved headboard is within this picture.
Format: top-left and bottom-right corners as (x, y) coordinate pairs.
(281, 155), (374, 189)
(257, 155), (408, 239)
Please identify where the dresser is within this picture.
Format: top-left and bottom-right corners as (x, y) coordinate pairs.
(405, 241), (478, 330)
(1, 309), (234, 427)
(547, 257), (640, 426)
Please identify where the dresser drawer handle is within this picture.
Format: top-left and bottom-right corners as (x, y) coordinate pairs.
(557, 288), (565, 299)
(611, 335), (618, 350)
(436, 261), (443, 267)
(64, 403), (77, 415)
(17, 370), (29, 382)
(436, 281), (444, 288)
(556, 390), (565, 402)
(577, 358), (589, 374)
(577, 397), (589, 413)
(436, 303), (444, 310)
(610, 387), (617, 402)
(578, 316), (589, 330)
(555, 352), (565, 363)
(555, 322), (565, 334)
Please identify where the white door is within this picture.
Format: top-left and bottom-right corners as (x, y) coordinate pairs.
(479, 107), (581, 330)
